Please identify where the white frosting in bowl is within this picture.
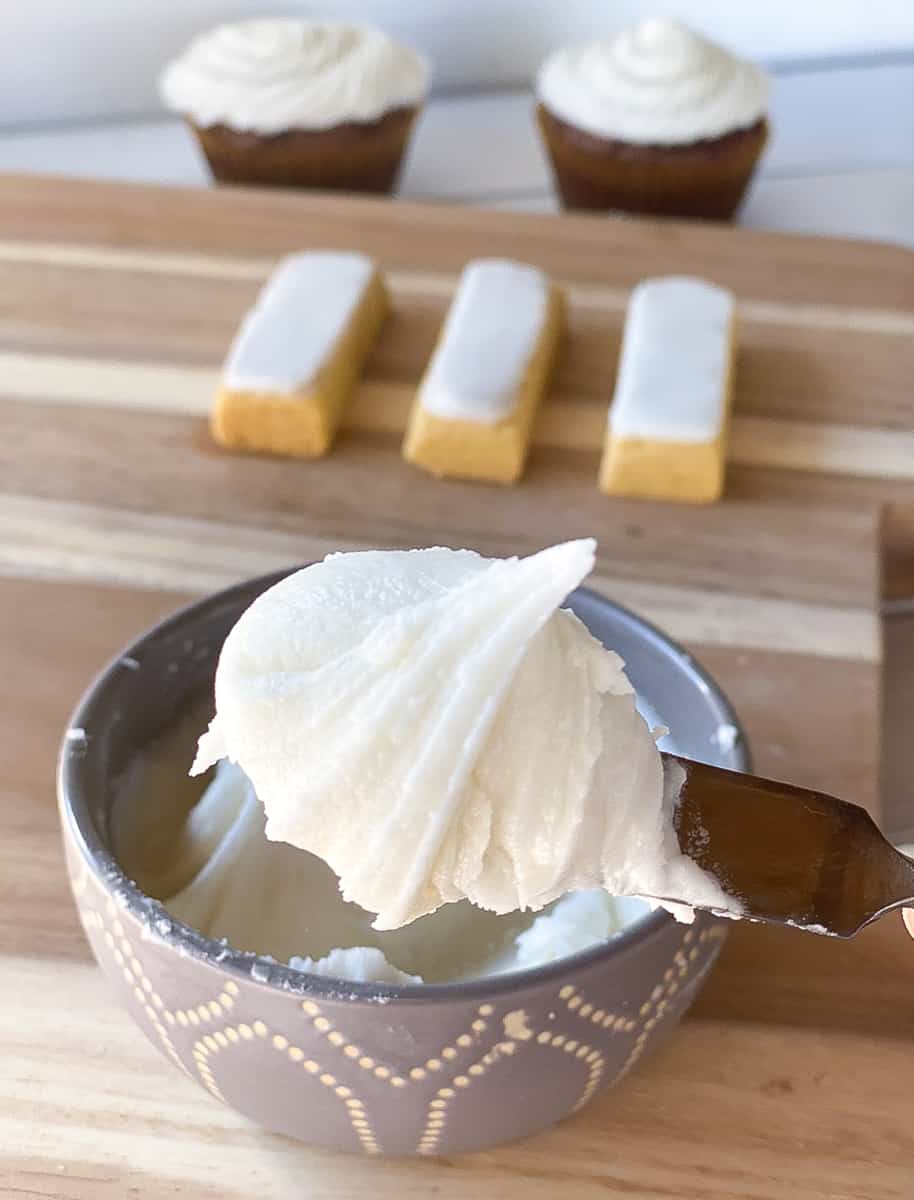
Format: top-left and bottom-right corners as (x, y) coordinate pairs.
(536, 18), (768, 145)
(157, 757), (647, 984)
(192, 540), (731, 930)
(160, 19), (429, 134)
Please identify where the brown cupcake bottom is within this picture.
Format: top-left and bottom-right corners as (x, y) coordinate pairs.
(190, 105), (420, 193)
(536, 105), (768, 221)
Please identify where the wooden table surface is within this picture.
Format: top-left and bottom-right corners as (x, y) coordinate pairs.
(2, 173), (914, 1198)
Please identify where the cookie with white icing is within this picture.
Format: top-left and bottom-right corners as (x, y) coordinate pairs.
(212, 251), (388, 458)
(599, 276), (735, 503)
(403, 259), (564, 484)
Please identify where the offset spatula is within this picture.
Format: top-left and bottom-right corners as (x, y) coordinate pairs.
(667, 754), (914, 937)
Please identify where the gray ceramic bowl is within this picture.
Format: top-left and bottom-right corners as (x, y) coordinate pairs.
(58, 571), (749, 1156)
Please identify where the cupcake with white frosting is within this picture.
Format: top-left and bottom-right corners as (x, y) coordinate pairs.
(535, 18), (769, 220)
(160, 19), (429, 193)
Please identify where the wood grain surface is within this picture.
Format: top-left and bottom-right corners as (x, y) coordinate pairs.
(1, 173), (913, 1198)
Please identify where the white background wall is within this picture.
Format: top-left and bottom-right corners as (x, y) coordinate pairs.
(7, 0), (914, 130)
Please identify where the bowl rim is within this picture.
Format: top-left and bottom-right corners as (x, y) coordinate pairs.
(58, 567), (751, 1005)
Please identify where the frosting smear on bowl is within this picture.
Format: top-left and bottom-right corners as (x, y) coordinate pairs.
(192, 540), (731, 930)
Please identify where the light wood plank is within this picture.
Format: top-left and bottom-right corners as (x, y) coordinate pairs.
(3, 351), (913, 481)
(0, 173), (910, 308)
(2, 237), (913, 335)
(4, 955), (914, 1200)
(0, 495), (878, 660)
(1, 250), (912, 434)
(0, 388), (887, 612)
(0, 577), (190, 964)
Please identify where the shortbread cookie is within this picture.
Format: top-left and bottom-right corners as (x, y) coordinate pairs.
(402, 259), (564, 483)
(212, 251), (388, 458)
(599, 276), (735, 503)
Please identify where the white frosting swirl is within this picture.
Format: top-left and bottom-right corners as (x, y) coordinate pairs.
(536, 18), (768, 145)
(192, 540), (733, 931)
(160, 19), (429, 133)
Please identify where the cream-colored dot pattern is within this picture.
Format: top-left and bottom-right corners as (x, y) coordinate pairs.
(91, 910), (191, 1078)
(418, 1036), (539, 1154)
(192, 1023), (377, 1153)
(418, 923), (724, 1149)
(614, 924), (725, 1087)
(563, 985), (636, 1034)
(75, 897), (256, 1094)
(73, 854), (726, 1158)
(300, 998), (492, 1094)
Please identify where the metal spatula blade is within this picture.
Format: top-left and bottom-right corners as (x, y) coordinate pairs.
(667, 754), (914, 937)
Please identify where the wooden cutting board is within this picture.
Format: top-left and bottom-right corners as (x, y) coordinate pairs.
(2, 173), (914, 1199)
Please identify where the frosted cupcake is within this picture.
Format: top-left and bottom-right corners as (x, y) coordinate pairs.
(160, 19), (429, 193)
(535, 18), (769, 220)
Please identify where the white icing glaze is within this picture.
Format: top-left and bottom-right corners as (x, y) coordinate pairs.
(536, 17), (768, 145)
(158, 759), (646, 984)
(160, 19), (428, 134)
(418, 259), (550, 424)
(223, 251), (376, 394)
(192, 540), (735, 930)
(609, 277), (734, 443)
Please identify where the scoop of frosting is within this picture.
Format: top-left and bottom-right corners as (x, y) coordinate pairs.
(192, 540), (730, 929)
(536, 17), (768, 144)
(160, 19), (429, 133)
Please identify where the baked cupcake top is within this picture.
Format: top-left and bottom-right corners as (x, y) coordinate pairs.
(160, 19), (429, 134)
(536, 18), (768, 145)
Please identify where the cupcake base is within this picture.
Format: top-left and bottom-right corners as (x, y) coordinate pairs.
(190, 105), (420, 194)
(536, 105), (768, 221)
